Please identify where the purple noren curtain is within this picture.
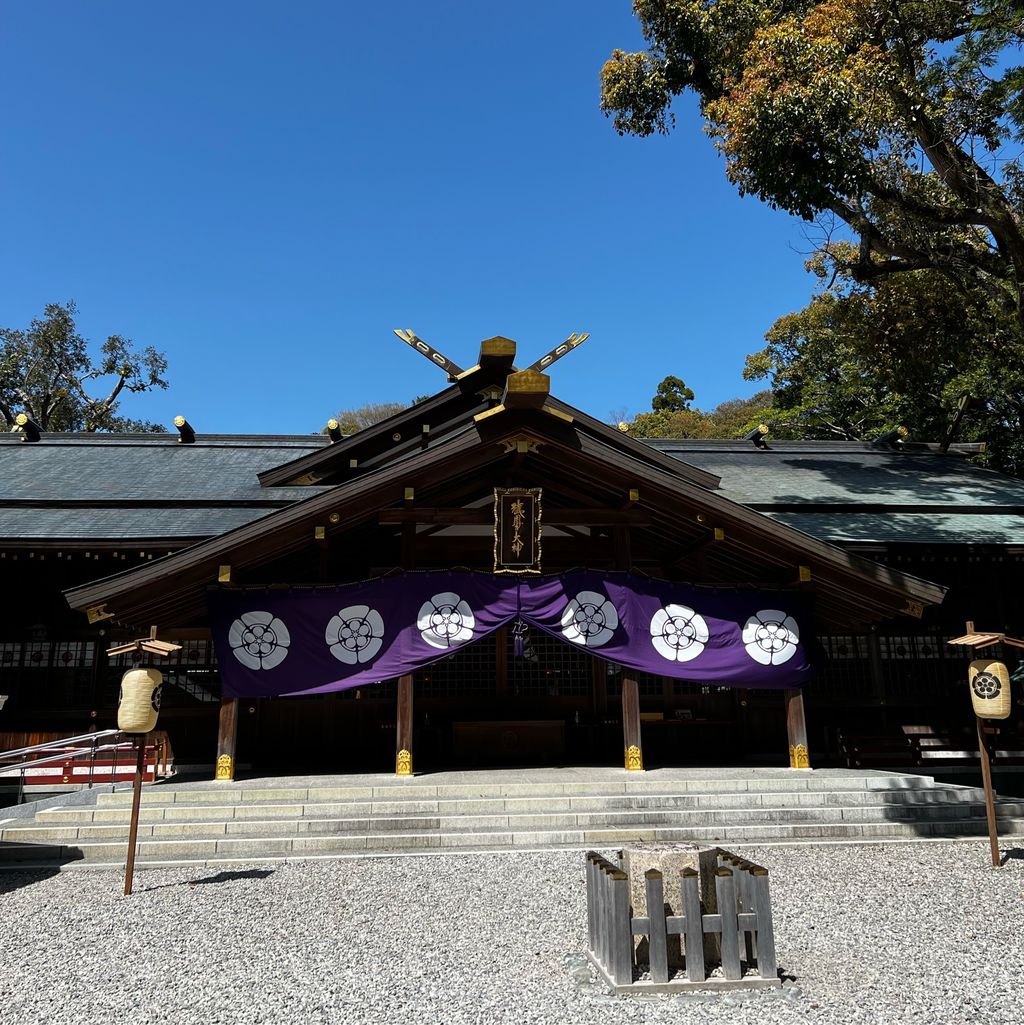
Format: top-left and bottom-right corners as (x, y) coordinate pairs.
(208, 571), (815, 699)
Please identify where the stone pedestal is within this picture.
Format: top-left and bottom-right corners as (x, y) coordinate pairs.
(621, 842), (720, 967)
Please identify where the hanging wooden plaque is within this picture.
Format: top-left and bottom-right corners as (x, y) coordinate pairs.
(493, 487), (542, 574)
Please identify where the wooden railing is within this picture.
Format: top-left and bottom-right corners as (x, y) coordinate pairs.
(585, 849), (779, 992)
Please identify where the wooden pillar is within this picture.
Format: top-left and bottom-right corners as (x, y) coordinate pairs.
(866, 629), (888, 732)
(215, 697), (239, 780)
(785, 688), (810, 768)
(622, 675), (643, 771)
(395, 673), (413, 775)
(495, 626), (509, 702)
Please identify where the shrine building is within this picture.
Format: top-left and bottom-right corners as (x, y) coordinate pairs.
(2, 332), (1022, 779)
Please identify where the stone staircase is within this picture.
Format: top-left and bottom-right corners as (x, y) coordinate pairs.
(2, 768), (1022, 867)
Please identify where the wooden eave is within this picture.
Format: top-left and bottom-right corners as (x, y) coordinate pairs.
(256, 382), (492, 487)
(256, 377), (721, 492)
(64, 411), (946, 630)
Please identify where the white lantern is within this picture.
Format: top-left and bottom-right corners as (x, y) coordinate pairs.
(117, 668), (163, 734)
(969, 660), (1012, 721)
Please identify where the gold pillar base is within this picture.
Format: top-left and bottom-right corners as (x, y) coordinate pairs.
(396, 749), (413, 776)
(214, 753), (235, 781)
(624, 744), (644, 771)
(789, 743), (811, 769)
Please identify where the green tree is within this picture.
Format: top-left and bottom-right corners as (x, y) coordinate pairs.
(624, 388), (775, 438)
(745, 253), (1024, 472)
(602, 2), (1024, 313)
(0, 301), (169, 432)
(651, 374), (695, 412)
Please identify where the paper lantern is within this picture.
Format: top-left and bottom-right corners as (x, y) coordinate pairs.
(969, 660), (1012, 720)
(117, 668), (163, 734)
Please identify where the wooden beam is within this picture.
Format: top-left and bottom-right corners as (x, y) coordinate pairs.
(503, 369), (550, 409)
(215, 698), (239, 781)
(478, 335), (516, 376)
(378, 507), (650, 526)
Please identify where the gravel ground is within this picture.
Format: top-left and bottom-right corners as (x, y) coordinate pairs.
(0, 841), (1021, 1025)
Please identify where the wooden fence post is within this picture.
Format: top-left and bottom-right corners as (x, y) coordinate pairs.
(680, 868), (705, 982)
(610, 869), (633, 986)
(715, 868), (742, 981)
(645, 869), (669, 983)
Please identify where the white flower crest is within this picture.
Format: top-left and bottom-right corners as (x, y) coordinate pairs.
(326, 604), (385, 665)
(742, 609), (800, 666)
(561, 590), (618, 647)
(650, 604), (709, 663)
(417, 591), (475, 649)
(228, 611), (291, 670)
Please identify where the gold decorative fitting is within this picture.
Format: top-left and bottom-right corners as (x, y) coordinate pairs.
(404, 487), (415, 502)
(328, 512), (341, 524)
(714, 527), (725, 542)
(789, 744), (811, 769)
(396, 749), (413, 776)
(901, 600), (925, 619)
(218, 564), (232, 583)
(86, 604), (114, 625)
(540, 403), (573, 423)
(314, 525), (326, 540)
(617, 422), (630, 432)
(625, 745), (644, 771)
(799, 565), (812, 583)
(474, 404), (506, 423)
(215, 754), (235, 781)
(499, 435), (542, 455)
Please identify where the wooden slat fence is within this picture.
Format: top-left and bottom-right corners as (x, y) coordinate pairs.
(585, 849), (779, 992)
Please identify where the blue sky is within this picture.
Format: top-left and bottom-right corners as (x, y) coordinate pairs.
(1, 2), (813, 433)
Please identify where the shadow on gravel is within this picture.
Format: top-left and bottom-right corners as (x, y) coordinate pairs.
(140, 868), (275, 892)
(999, 848), (1024, 865)
(0, 865), (62, 893)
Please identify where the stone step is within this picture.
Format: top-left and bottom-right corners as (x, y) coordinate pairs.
(7, 800), (1024, 846)
(88, 773), (938, 807)
(2, 816), (1022, 865)
(9, 795), (1024, 836)
(28, 786), (997, 826)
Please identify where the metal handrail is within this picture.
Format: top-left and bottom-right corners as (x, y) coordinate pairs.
(0, 740), (133, 777)
(0, 729), (168, 806)
(0, 729), (121, 762)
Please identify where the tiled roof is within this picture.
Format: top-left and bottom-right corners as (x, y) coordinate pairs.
(3, 432), (1023, 545)
(648, 440), (1024, 509)
(764, 512), (1024, 545)
(0, 433), (326, 541)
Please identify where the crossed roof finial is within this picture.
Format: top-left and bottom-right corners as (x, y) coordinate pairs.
(392, 329), (590, 383)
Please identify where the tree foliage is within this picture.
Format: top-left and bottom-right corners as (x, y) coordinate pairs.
(327, 402), (409, 435)
(624, 385), (775, 438)
(0, 301), (169, 432)
(651, 374), (695, 411)
(602, 2), (1024, 471)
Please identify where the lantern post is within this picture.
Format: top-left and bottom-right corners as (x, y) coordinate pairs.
(948, 622), (1023, 868)
(106, 627), (181, 895)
